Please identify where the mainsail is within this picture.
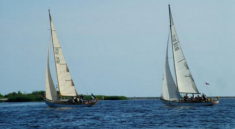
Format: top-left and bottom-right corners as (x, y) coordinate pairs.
(162, 34), (180, 101)
(168, 5), (199, 94)
(45, 51), (58, 101)
(48, 10), (78, 96)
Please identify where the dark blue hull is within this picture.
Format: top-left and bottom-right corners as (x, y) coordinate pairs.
(45, 100), (97, 108)
(161, 98), (219, 107)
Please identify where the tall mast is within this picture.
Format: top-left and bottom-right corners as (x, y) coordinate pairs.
(48, 10), (78, 97)
(48, 9), (61, 93)
(168, 4), (179, 93)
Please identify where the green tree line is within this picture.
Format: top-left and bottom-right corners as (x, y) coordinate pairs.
(0, 91), (128, 102)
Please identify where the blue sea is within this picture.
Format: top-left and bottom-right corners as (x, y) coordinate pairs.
(0, 98), (234, 129)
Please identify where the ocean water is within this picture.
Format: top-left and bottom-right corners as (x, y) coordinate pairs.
(0, 99), (234, 129)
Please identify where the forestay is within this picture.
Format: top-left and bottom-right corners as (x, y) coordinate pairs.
(169, 6), (199, 94)
(49, 11), (78, 96)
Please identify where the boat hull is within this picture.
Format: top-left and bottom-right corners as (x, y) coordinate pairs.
(161, 99), (219, 106)
(45, 100), (97, 108)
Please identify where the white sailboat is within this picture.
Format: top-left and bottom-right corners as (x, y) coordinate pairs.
(45, 10), (97, 107)
(160, 5), (219, 106)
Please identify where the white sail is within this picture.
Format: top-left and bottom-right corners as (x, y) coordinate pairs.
(162, 35), (180, 101)
(45, 52), (58, 101)
(49, 11), (78, 96)
(169, 6), (199, 94)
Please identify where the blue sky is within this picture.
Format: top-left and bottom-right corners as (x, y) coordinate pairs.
(1, 0), (235, 96)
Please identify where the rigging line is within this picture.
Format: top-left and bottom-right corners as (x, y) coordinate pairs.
(168, 5), (179, 93)
(48, 10), (61, 95)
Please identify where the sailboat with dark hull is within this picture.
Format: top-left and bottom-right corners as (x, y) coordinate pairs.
(160, 5), (219, 106)
(45, 10), (97, 108)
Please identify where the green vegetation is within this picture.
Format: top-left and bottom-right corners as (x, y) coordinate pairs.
(1, 91), (128, 102)
(5, 91), (44, 102)
(0, 93), (4, 98)
(95, 95), (128, 100)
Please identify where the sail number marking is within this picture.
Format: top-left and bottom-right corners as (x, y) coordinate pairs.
(172, 34), (179, 51)
(55, 48), (59, 55)
(173, 42), (179, 51)
(56, 57), (60, 63)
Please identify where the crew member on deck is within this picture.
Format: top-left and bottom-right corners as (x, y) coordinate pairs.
(80, 95), (84, 103)
(202, 94), (206, 101)
(184, 94), (189, 101)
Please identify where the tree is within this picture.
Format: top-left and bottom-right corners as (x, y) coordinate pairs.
(0, 93), (3, 98)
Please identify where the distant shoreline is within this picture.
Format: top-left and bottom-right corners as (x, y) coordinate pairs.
(0, 91), (129, 102)
(1, 96), (234, 102)
(1, 91), (234, 102)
